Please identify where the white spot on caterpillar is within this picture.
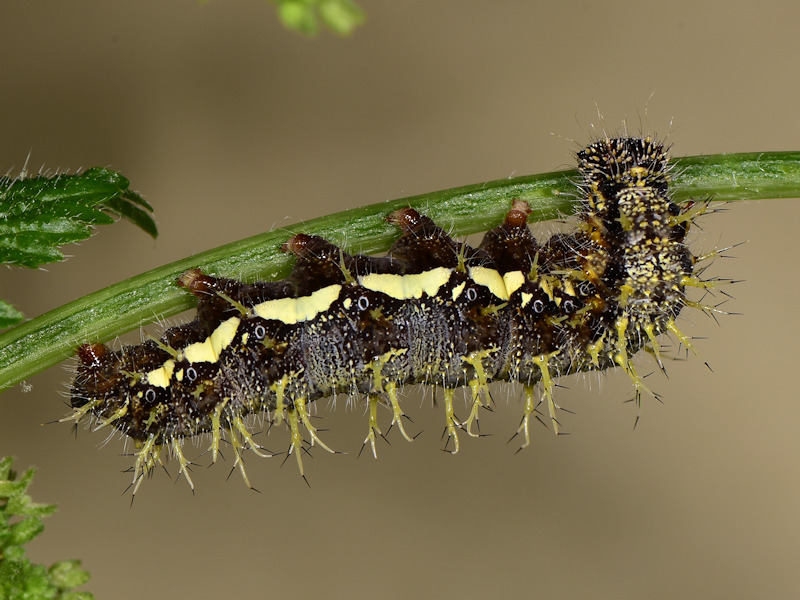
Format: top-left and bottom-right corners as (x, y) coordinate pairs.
(451, 281), (466, 301)
(343, 297), (353, 310)
(252, 285), (342, 325)
(359, 267), (451, 300)
(468, 266), (508, 300)
(182, 316), (241, 364)
(146, 359), (175, 388)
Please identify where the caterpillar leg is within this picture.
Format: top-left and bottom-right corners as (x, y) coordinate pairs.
(385, 382), (416, 443)
(294, 396), (336, 454)
(512, 384), (540, 450)
(613, 317), (656, 395)
(462, 349), (495, 438)
(227, 416), (273, 489)
(209, 398), (229, 464)
(129, 435), (161, 498)
(442, 388), (462, 454)
(361, 394), (386, 460)
(366, 350), (415, 445)
(531, 352), (561, 434)
(284, 406), (309, 482)
(171, 437), (195, 492)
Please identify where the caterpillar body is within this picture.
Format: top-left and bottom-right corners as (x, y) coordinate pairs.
(68, 137), (720, 493)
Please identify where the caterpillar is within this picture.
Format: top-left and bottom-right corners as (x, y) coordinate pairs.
(68, 136), (722, 494)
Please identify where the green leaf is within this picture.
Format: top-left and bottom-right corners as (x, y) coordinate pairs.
(0, 458), (93, 599)
(0, 457), (11, 480)
(9, 516), (44, 546)
(0, 167), (156, 269)
(100, 196), (158, 239)
(0, 467), (55, 519)
(0, 477), (28, 499)
(48, 561), (91, 590)
(0, 301), (24, 330)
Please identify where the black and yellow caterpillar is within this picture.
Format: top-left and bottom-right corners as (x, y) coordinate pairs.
(69, 137), (719, 493)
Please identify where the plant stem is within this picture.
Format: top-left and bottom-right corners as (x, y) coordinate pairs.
(1, 150), (799, 393)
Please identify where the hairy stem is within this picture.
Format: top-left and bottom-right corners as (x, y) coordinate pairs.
(1, 150), (799, 392)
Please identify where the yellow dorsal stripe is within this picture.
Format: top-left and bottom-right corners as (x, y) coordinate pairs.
(359, 268), (451, 300)
(502, 270), (525, 297)
(182, 316), (241, 364)
(469, 266), (509, 300)
(145, 359), (175, 388)
(252, 285), (342, 325)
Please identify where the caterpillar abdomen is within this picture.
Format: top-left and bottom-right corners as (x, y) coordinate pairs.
(69, 137), (717, 493)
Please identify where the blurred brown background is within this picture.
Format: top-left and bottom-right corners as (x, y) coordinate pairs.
(1, 1), (799, 598)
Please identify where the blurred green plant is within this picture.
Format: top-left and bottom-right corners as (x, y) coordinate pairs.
(0, 457), (92, 599)
(275, 0), (365, 36)
(199, 0), (365, 36)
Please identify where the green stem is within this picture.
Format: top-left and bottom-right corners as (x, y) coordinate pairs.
(1, 151), (799, 392)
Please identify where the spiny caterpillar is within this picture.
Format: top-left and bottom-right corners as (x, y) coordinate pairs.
(68, 137), (723, 494)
